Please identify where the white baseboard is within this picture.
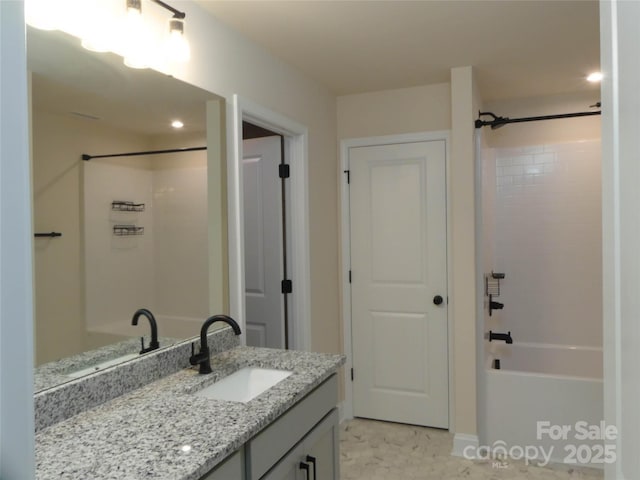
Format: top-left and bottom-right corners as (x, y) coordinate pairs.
(451, 433), (479, 458)
(338, 401), (353, 424)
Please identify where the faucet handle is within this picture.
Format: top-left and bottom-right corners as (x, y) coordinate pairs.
(139, 336), (146, 354)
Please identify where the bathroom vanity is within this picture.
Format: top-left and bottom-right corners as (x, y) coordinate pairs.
(35, 334), (344, 480)
(203, 374), (339, 480)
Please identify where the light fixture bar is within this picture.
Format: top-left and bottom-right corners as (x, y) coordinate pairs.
(150, 0), (186, 19)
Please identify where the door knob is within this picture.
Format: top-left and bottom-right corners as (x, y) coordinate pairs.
(433, 295), (444, 306)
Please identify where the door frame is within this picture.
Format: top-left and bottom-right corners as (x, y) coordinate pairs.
(340, 131), (454, 427)
(228, 95), (311, 351)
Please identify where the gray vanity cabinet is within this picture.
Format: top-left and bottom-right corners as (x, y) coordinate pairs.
(261, 408), (339, 480)
(200, 449), (245, 479)
(201, 374), (339, 480)
(247, 374), (339, 480)
(303, 408), (340, 479)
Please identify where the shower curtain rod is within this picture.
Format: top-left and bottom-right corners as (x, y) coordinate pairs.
(82, 146), (207, 161)
(475, 110), (601, 130)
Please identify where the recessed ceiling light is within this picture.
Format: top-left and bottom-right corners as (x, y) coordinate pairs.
(587, 72), (603, 83)
(171, 120), (184, 129)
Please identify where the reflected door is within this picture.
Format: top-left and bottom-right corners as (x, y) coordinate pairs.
(243, 136), (286, 348)
(350, 140), (449, 428)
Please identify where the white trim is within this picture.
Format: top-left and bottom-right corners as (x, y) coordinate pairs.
(451, 434), (480, 458)
(474, 128), (485, 443)
(0, 2), (35, 476)
(339, 139), (354, 421)
(340, 130), (453, 425)
(228, 95), (311, 351)
(338, 401), (347, 424)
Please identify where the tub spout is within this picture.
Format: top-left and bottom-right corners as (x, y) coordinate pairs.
(489, 330), (513, 344)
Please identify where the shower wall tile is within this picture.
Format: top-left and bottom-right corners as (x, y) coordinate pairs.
(493, 140), (602, 347)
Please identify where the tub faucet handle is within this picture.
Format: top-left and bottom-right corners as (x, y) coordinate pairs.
(489, 330), (513, 344)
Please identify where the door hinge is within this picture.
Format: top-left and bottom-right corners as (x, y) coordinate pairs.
(349, 270), (352, 283)
(343, 169), (350, 184)
(279, 164), (290, 179)
(351, 368), (354, 381)
(281, 279), (292, 294)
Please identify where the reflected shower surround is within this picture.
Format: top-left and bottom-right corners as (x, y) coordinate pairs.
(84, 150), (209, 341)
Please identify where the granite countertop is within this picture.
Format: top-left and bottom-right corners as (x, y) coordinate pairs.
(35, 346), (345, 480)
(35, 336), (180, 392)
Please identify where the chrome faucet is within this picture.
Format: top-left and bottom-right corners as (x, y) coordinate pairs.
(189, 315), (242, 374)
(131, 308), (160, 354)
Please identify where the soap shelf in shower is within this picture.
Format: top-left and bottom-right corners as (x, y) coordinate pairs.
(486, 271), (506, 316)
(112, 201), (145, 212)
(485, 271), (505, 297)
(113, 225), (144, 236)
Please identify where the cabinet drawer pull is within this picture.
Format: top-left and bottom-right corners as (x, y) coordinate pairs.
(299, 461), (310, 479)
(306, 455), (317, 479)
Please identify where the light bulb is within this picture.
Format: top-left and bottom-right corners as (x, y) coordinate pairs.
(123, 0), (152, 69)
(25, 0), (63, 30)
(586, 72), (603, 83)
(166, 19), (191, 63)
(171, 120), (184, 129)
(80, 0), (119, 52)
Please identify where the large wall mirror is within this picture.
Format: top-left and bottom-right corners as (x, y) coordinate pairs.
(29, 26), (228, 392)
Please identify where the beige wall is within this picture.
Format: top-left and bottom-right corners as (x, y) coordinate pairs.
(176, 4), (340, 354)
(450, 66), (480, 436)
(337, 83), (451, 139)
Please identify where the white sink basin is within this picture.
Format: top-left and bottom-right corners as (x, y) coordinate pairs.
(195, 367), (293, 403)
(66, 353), (139, 378)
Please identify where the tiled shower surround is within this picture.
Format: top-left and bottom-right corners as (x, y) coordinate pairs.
(492, 140), (602, 348)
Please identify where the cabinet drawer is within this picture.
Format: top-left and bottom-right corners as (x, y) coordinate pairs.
(246, 374), (338, 480)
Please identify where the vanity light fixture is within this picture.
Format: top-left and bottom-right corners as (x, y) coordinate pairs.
(123, 0), (153, 69)
(122, 0), (190, 69)
(171, 120), (184, 129)
(27, 0), (191, 70)
(80, 0), (120, 53)
(167, 18), (191, 63)
(25, 0), (64, 31)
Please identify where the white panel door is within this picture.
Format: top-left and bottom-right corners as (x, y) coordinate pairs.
(350, 140), (449, 428)
(243, 136), (285, 348)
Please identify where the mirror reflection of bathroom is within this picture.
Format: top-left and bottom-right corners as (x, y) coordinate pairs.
(29, 26), (226, 385)
(477, 95), (602, 458)
(241, 121), (293, 350)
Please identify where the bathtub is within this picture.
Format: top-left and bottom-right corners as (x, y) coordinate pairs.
(481, 342), (605, 468)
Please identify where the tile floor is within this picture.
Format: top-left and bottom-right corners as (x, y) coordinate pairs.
(340, 419), (604, 480)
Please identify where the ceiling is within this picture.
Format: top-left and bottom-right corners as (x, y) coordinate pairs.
(197, 0), (600, 101)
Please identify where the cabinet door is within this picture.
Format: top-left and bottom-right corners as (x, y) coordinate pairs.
(303, 409), (339, 480)
(200, 450), (244, 480)
(261, 442), (306, 480)
(261, 409), (339, 480)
